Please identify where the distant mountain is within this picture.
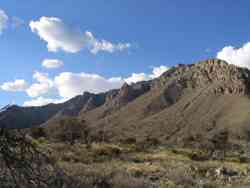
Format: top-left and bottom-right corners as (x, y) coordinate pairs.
(0, 77), (151, 129)
(2, 59), (250, 147)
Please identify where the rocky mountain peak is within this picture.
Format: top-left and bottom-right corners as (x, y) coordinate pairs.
(119, 82), (133, 99)
(103, 81), (151, 110)
(193, 59), (250, 95)
(155, 59), (250, 95)
(198, 58), (228, 66)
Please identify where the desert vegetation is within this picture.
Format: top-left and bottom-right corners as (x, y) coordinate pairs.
(0, 117), (245, 187)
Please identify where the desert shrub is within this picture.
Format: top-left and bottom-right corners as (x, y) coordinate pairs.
(210, 130), (229, 151)
(112, 173), (152, 188)
(208, 130), (231, 160)
(189, 151), (210, 161)
(170, 148), (210, 161)
(201, 182), (219, 188)
(120, 137), (137, 144)
(91, 144), (122, 162)
(167, 170), (195, 187)
(59, 162), (153, 188)
(30, 127), (47, 139)
(50, 117), (90, 144)
(245, 129), (250, 142)
(134, 136), (161, 152)
(171, 148), (193, 158)
(160, 180), (177, 188)
(239, 156), (250, 163)
(37, 136), (49, 145)
(145, 136), (161, 147)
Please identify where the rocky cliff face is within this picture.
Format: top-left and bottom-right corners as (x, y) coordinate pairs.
(153, 59), (250, 95)
(103, 82), (151, 111)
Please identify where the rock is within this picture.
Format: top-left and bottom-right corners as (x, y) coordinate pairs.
(215, 167), (238, 178)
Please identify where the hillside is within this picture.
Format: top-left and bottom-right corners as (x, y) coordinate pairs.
(83, 59), (250, 147)
(2, 58), (250, 148)
(4, 58), (250, 187)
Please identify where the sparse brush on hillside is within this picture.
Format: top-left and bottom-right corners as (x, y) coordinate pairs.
(0, 128), (56, 187)
(3, 125), (250, 187)
(4, 59), (250, 187)
(35, 117), (91, 144)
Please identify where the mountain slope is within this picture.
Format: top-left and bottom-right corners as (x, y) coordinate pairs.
(2, 58), (250, 148)
(79, 59), (250, 146)
(0, 92), (107, 128)
(0, 77), (150, 128)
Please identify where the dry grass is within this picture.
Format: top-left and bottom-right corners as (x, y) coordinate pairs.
(33, 140), (250, 187)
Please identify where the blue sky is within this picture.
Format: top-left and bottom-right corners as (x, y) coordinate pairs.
(0, 0), (250, 106)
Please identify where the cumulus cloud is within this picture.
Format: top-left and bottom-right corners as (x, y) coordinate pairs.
(23, 97), (66, 107)
(149, 65), (169, 78)
(54, 72), (123, 98)
(54, 65), (168, 99)
(125, 73), (148, 84)
(84, 31), (131, 54)
(30, 17), (85, 53)
(30, 17), (131, 54)
(1, 65), (169, 106)
(217, 42), (250, 69)
(42, 59), (64, 69)
(125, 65), (169, 84)
(26, 72), (54, 98)
(1, 79), (28, 92)
(26, 65), (168, 100)
(0, 9), (8, 34)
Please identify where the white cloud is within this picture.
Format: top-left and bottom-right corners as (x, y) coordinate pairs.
(30, 17), (85, 53)
(125, 73), (148, 84)
(26, 72), (54, 98)
(45, 65), (168, 101)
(31, 66), (168, 100)
(33, 71), (53, 84)
(85, 31), (131, 54)
(1, 65), (169, 106)
(0, 9), (8, 34)
(23, 97), (66, 107)
(42, 59), (64, 69)
(217, 42), (250, 69)
(26, 83), (51, 98)
(1, 79), (28, 92)
(149, 65), (169, 78)
(29, 17), (131, 54)
(125, 65), (169, 84)
(54, 72), (123, 98)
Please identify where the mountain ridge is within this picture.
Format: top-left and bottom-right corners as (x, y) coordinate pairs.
(2, 58), (250, 148)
